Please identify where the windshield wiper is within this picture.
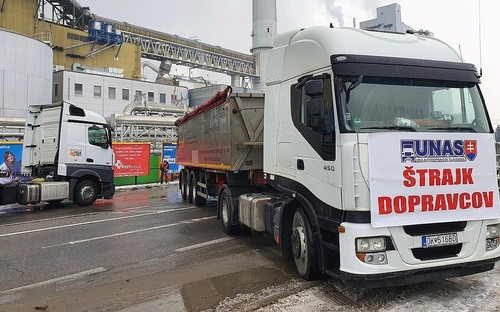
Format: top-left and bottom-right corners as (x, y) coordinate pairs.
(345, 75), (363, 104)
(359, 126), (417, 132)
(427, 127), (476, 133)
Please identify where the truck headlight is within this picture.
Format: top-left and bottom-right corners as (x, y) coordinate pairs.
(356, 237), (388, 265)
(356, 237), (386, 252)
(486, 224), (500, 251)
(487, 224), (500, 239)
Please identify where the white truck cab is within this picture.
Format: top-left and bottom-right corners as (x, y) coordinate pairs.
(263, 26), (500, 287)
(20, 101), (115, 206)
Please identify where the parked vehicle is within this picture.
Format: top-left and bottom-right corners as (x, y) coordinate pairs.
(0, 101), (115, 206)
(175, 25), (500, 288)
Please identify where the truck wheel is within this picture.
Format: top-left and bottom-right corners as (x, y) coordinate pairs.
(196, 174), (207, 206)
(291, 208), (318, 280)
(190, 172), (206, 206)
(219, 188), (236, 234)
(74, 180), (98, 206)
(187, 171), (194, 203)
(180, 171), (187, 200)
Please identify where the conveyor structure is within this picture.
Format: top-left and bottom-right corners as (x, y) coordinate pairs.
(38, 0), (257, 82)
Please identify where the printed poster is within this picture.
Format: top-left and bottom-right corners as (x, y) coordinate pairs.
(113, 142), (150, 177)
(0, 142), (23, 175)
(369, 133), (500, 228)
(162, 142), (179, 174)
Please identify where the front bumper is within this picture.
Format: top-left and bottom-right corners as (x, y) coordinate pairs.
(333, 220), (500, 288)
(102, 182), (115, 199)
(337, 255), (500, 288)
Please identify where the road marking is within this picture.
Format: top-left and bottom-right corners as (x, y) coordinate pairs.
(112, 206), (155, 213)
(175, 237), (235, 253)
(0, 267), (107, 295)
(0, 212), (103, 228)
(0, 206), (198, 238)
(42, 216), (216, 248)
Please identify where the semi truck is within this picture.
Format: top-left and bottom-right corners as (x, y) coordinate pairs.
(0, 101), (115, 206)
(175, 25), (500, 288)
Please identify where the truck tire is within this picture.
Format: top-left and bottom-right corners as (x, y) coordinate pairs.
(74, 180), (98, 206)
(187, 171), (195, 204)
(189, 171), (206, 206)
(195, 174), (207, 206)
(180, 170), (187, 200)
(291, 208), (318, 280)
(219, 187), (237, 234)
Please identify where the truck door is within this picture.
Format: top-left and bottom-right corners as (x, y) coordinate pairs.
(287, 74), (342, 205)
(61, 123), (112, 167)
(66, 122), (87, 165)
(86, 124), (113, 167)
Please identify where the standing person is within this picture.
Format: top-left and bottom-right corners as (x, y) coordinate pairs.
(160, 160), (169, 184)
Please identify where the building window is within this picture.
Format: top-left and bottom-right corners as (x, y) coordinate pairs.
(160, 93), (166, 104)
(94, 85), (102, 98)
(135, 90), (142, 102)
(148, 91), (154, 103)
(108, 87), (116, 99)
(54, 83), (59, 97)
(122, 88), (129, 101)
(75, 83), (83, 96)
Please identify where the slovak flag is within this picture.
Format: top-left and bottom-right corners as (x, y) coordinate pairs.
(464, 140), (477, 161)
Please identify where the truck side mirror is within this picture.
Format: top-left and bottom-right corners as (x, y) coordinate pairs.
(305, 80), (325, 130)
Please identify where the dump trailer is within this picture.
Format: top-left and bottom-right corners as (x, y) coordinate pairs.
(176, 88), (265, 206)
(176, 25), (500, 288)
(0, 101), (115, 206)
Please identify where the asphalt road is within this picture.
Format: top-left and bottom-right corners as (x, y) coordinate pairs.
(0, 183), (300, 311)
(2, 184), (500, 312)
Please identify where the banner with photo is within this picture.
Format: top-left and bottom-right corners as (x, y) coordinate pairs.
(0, 142), (23, 175)
(162, 142), (179, 174)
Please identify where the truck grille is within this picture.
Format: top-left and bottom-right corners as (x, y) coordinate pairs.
(403, 221), (466, 236)
(403, 221), (466, 260)
(411, 244), (463, 260)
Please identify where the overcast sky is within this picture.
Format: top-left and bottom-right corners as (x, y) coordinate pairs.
(77, 0), (500, 123)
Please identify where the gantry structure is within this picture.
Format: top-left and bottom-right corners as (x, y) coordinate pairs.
(38, 0), (257, 82)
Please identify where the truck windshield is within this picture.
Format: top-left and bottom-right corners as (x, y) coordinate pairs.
(337, 76), (490, 133)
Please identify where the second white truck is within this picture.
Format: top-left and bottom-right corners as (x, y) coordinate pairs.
(0, 101), (115, 206)
(176, 25), (500, 288)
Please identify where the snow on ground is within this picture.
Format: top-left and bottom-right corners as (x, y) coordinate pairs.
(208, 264), (500, 311)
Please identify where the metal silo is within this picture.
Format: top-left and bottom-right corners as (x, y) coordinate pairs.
(0, 29), (52, 119)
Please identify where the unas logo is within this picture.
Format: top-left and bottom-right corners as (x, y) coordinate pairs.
(401, 139), (477, 163)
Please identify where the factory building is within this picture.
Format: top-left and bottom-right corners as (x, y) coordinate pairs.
(52, 70), (188, 117)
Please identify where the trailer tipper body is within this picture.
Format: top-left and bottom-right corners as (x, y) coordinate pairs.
(175, 26), (500, 288)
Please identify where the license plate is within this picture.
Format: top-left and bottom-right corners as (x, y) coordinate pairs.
(422, 233), (458, 248)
